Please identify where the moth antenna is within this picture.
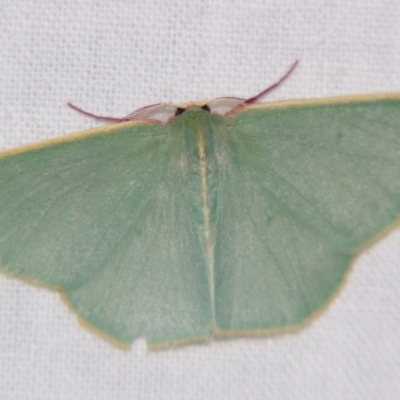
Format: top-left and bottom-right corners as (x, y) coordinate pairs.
(67, 102), (128, 123)
(244, 60), (299, 104)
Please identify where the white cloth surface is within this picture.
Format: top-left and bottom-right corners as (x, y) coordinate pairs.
(0, 1), (400, 399)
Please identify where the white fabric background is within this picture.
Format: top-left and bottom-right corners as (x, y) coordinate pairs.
(0, 1), (400, 399)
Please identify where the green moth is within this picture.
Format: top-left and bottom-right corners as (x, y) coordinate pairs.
(0, 62), (399, 349)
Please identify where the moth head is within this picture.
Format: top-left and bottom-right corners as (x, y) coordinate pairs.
(123, 97), (247, 124)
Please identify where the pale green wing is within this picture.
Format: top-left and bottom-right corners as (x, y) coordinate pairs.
(213, 97), (400, 334)
(0, 123), (212, 346)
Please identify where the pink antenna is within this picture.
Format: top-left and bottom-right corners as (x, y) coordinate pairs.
(67, 102), (128, 123)
(244, 60), (299, 104)
(68, 60), (299, 122)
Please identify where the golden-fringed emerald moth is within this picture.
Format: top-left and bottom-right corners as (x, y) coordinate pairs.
(0, 61), (399, 349)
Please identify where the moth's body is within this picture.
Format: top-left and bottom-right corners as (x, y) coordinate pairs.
(169, 108), (229, 331)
